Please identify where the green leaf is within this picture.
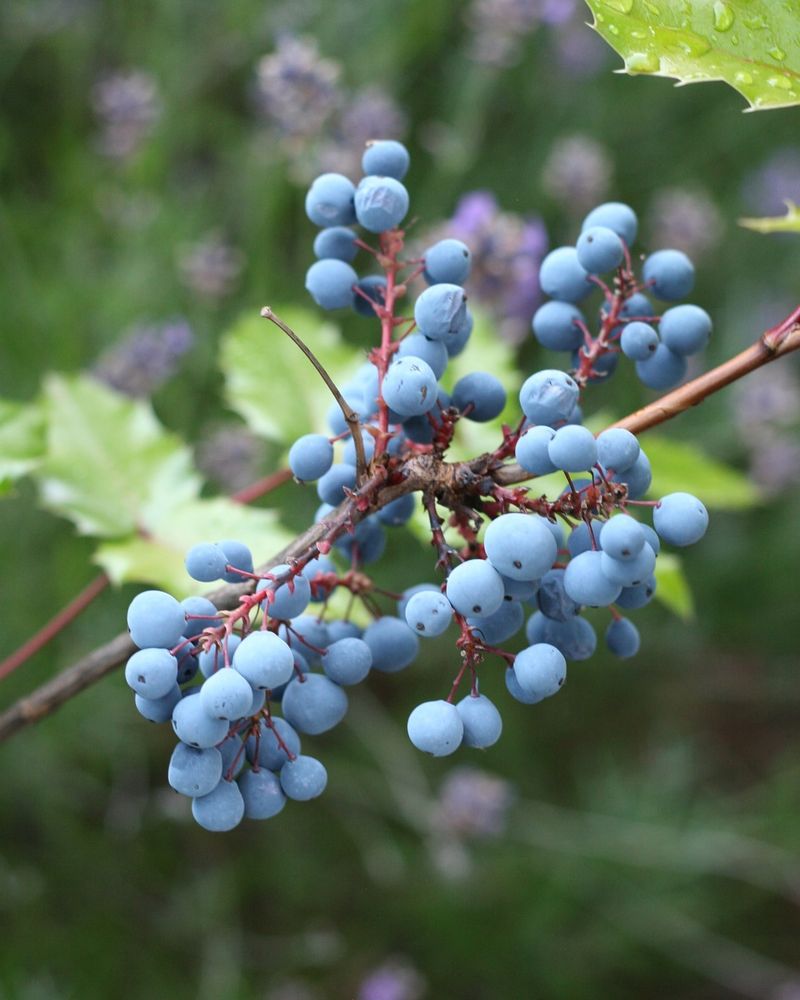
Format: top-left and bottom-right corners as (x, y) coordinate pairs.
(653, 553), (694, 620)
(38, 374), (201, 537)
(95, 498), (294, 595)
(644, 435), (758, 509)
(445, 308), (522, 463)
(740, 200), (800, 233)
(220, 306), (357, 443)
(585, 0), (800, 111)
(0, 398), (46, 495)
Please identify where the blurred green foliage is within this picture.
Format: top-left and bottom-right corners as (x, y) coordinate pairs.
(1, 0), (799, 997)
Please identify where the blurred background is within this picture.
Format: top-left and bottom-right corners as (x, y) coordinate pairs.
(1, 0), (800, 997)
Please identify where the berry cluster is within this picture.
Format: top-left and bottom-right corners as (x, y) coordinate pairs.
(125, 140), (711, 830)
(533, 202), (712, 390)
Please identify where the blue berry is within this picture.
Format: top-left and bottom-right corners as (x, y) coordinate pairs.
(127, 590), (186, 650)
(238, 768), (287, 819)
(456, 693), (503, 748)
(125, 648), (178, 700)
(259, 565), (311, 620)
(322, 637), (373, 685)
(513, 643), (567, 700)
(424, 238), (471, 285)
(532, 301), (585, 352)
(218, 540), (254, 584)
(620, 321), (659, 361)
(467, 599), (525, 645)
(135, 685), (182, 723)
(354, 176), (409, 233)
(199, 667), (254, 721)
(353, 274), (387, 317)
(363, 616), (420, 673)
(317, 463), (357, 506)
(563, 550), (622, 606)
(185, 543), (228, 583)
(404, 590), (453, 637)
(635, 343), (687, 390)
(599, 515), (645, 561)
(539, 246), (593, 303)
(407, 700), (463, 756)
(171, 695), (229, 749)
(605, 617), (641, 658)
(396, 332), (448, 379)
(414, 284), (468, 343)
(305, 173), (356, 227)
(313, 226), (358, 262)
(451, 372), (506, 422)
(289, 434), (334, 481)
(362, 139), (410, 180)
(659, 304), (712, 356)
(519, 369), (579, 425)
(547, 425), (598, 472)
(280, 755), (328, 800)
(581, 202), (638, 246)
(168, 744), (223, 798)
(596, 428), (640, 473)
(246, 717), (301, 770)
(599, 543), (656, 587)
(382, 356), (438, 417)
(515, 425), (557, 475)
(576, 225), (624, 274)
(484, 512), (557, 581)
(281, 673), (348, 734)
(191, 779), (245, 832)
(232, 632), (294, 690)
(536, 569), (581, 622)
(653, 492), (709, 546)
(643, 249), (695, 301)
(305, 259), (357, 310)
(446, 559), (506, 617)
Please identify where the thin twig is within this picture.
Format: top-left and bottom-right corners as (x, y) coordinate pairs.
(260, 307), (368, 481)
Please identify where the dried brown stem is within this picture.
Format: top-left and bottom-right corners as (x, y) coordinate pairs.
(260, 307), (368, 480)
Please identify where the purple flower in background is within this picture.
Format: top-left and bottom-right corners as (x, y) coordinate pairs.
(552, 15), (609, 77)
(434, 191), (548, 343)
(645, 187), (724, 260)
(93, 319), (193, 397)
(436, 766), (515, 839)
(92, 70), (161, 161)
(467, 0), (541, 66)
(733, 363), (800, 495)
(541, 134), (613, 216)
(741, 148), (800, 217)
(177, 232), (244, 299)
(254, 36), (342, 140)
(195, 424), (265, 494)
(358, 958), (426, 1000)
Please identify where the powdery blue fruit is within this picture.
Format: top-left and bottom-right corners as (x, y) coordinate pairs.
(281, 673), (348, 734)
(659, 304), (712, 356)
(446, 307), (473, 356)
(191, 778), (245, 832)
(451, 372), (506, 422)
(246, 717), (301, 771)
(362, 139), (410, 180)
(305, 259), (358, 310)
(563, 550), (622, 606)
(334, 515), (386, 565)
(259, 565), (311, 620)
(377, 493), (416, 527)
(536, 569), (581, 622)
(547, 425), (598, 472)
(600, 543), (656, 587)
(171, 695), (230, 749)
(414, 284), (468, 343)
(610, 450), (652, 499)
(382, 356), (438, 417)
(636, 343), (688, 390)
(445, 559), (506, 617)
(576, 225), (624, 274)
(404, 590), (453, 637)
(125, 648), (178, 700)
(199, 667), (254, 721)
(643, 249), (695, 301)
(519, 369), (579, 425)
(353, 274), (387, 317)
(135, 684), (181, 723)
(599, 515), (646, 561)
(407, 700), (464, 756)
(467, 600), (525, 645)
(456, 693), (503, 748)
(539, 246), (593, 302)
(653, 492), (709, 546)
(238, 768), (287, 819)
(304, 173), (356, 227)
(232, 631), (295, 690)
(397, 583), (440, 620)
(515, 425), (557, 475)
(280, 755), (328, 801)
(127, 590), (186, 649)
(484, 512), (558, 582)
(424, 238), (471, 285)
(317, 463), (357, 506)
(513, 643), (567, 699)
(615, 576), (657, 610)
(185, 543), (228, 583)
(605, 617), (641, 658)
(596, 428), (640, 473)
(581, 202), (638, 246)
(322, 637), (373, 685)
(313, 226), (358, 262)
(525, 611), (597, 661)
(289, 434), (334, 481)
(181, 597), (219, 639)
(218, 540), (254, 584)
(620, 321), (659, 361)
(197, 635), (241, 679)
(396, 332), (448, 380)
(531, 300), (585, 352)
(168, 744), (223, 798)
(354, 175), (409, 233)
(363, 616), (420, 672)
(279, 615), (330, 665)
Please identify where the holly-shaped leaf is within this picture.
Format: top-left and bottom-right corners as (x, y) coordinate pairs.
(220, 306), (356, 443)
(585, 0), (800, 111)
(740, 201), (800, 234)
(38, 374), (201, 537)
(0, 398), (45, 495)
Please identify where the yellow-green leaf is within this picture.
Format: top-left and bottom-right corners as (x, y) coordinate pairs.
(653, 552), (694, 619)
(645, 435), (758, 509)
(38, 374), (201, 537)
(739, 201), (800, 234)
(0, 398), (45, 495)
(585, 0), (800, 111)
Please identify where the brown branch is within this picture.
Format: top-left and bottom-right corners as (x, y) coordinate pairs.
(2, 308), (799, 743)
(260, 307), (369, 481)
